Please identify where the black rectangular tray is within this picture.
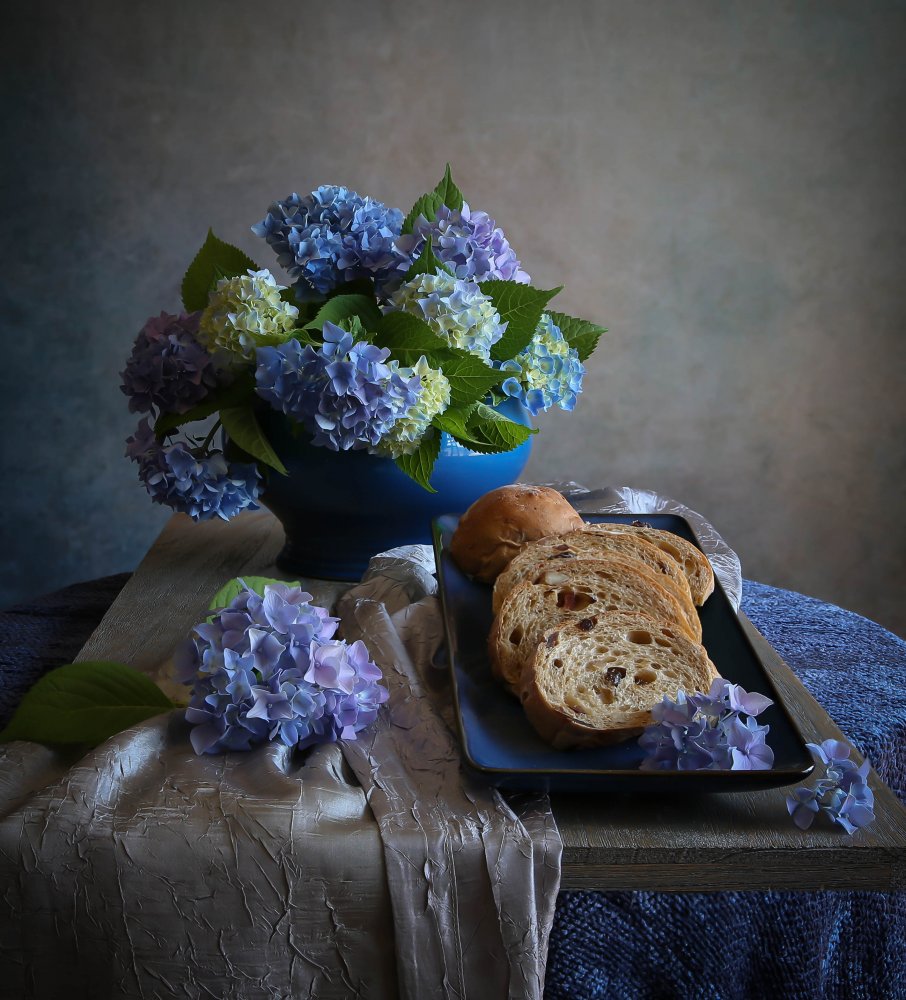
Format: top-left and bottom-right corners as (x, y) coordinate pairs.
(432, 512), (815, 792)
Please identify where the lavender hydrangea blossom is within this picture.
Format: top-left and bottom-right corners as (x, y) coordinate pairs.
(176, 582), (388, 754)
(252, 186), (411, 298)
(121, 311), (225, 415)
(497, 313), (584, 415)
(255, 322), (421, 452)
(125, 418), (261, 522)
(638, 679), (775, 771)
(397, 202), (530, 284)
(786, 739), (876, 833)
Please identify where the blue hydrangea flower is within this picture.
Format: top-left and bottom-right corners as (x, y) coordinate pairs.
(397, 202), (530, 284)
(198, 269), (300, 361)
(387, 269), (505, 359)
(374, 356), (451, 458)
(786, 739), (876, 833)
(639, 678), (774, 772)
(125, 418), (261, 522)
(252, 185), (410, 299)
(255, 322), (422, 452)
(497, 313), (584, 415)
(176, 581), (388, 754)
(121, 311), (225, 416)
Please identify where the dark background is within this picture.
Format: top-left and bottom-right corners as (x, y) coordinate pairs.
(2, 1), (905, 636)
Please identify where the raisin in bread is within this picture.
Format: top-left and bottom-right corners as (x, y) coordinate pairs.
(488, 558), (698, 691)
(491, 530), (699, 639)
(584, 522), (715, 605)
(519, 612), (718, 749)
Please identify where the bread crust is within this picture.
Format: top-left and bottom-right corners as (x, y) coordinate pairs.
(449, 485), (584, 583)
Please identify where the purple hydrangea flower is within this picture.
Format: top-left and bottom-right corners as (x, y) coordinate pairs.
(177, 582), (388, 754)
(785, 740), (876, 834)
(255, 322), (422, 452)
(125, 418), (261, 522)
(397, 202), (530, 284)
(121, 311), (225, 415)
(497, 314), (584, 415)
(639, 678), (774, 772)
(252, 185), (410, 298)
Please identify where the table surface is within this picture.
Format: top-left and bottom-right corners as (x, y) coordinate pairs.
(74, 509), (906, 893)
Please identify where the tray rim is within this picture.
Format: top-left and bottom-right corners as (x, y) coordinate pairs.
(432, 511), (815, 787)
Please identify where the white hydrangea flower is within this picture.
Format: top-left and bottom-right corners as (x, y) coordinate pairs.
(199, 269), (299, 361)
(388, 269), (504, 359)
(374, 356), (451, 458)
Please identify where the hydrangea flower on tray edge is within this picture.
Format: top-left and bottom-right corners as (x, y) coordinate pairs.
(120, 165), (606, 517)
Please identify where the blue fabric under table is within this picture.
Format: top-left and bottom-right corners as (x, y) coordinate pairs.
(1, 577), (904, 1000)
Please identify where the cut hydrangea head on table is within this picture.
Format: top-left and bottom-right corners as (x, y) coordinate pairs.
(119, 166), (605, 516)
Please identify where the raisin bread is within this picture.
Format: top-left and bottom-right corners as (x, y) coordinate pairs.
(519, 612), (718, 749)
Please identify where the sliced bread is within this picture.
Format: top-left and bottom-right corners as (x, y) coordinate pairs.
(519, 612), (718, 749)
(584, 522), (715, 605)
(491, 530), (699, 638)
(488, 557), (698, 691)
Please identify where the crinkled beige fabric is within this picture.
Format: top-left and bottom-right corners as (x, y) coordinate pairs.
(0, 547), (561, 1000)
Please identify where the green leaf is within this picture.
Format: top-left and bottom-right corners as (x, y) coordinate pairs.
(326, 278), (376, 300)
(219, 406), (288, 475)
(373, 312), (454, 365)
(431, 403), (478, 440)
(440, 353), (503, 406)
(456, 401), (537, 454)
(547, 310), (607, 362)
(181, 230), (262, 312)
(401, 163), (464, 234)
(305, 294), (382, 334)
(481, 281), (563, 361)
(395, 429), (441, 492)
(153, 372), (255, 436)
(0, 661), (174, 747)
(208, 575), (300, 612)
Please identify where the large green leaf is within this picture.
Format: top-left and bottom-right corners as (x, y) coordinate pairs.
(401, 237), (451, 283)
(400, 164), (464, 235)
(481, 281), (562, 361)
(208, 575), (300, 612)
(547, 310), (607, 362)
(0, 661), (175, 747)
(373, 312), (453, 365)
(153, 373), (256, 436)
(394, 429), (441, 492)
(219, 406), (288, 475)
(305, 294), (382, 334)
(181, 230), (261, 312)
(439, 353), (503, 406)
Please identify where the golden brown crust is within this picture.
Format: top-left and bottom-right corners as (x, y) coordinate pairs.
(449, 485), (584, 583)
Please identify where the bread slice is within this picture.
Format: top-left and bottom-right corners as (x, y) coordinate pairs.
(491, 530), (699, 638)
(520, 612), (718, 749)
(488, 558), (698, 691)
(584, 522), (715, 605)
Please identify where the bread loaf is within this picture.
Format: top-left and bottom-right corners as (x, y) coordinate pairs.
(491, 529), (700, 639)
(449, 485), (585, 583)
(519, 612), (718, 749)
(488, 557), (698, 691)
(584, 522), (715, 605)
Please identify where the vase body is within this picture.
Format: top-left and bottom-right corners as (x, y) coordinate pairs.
(254, 398), (533, 580)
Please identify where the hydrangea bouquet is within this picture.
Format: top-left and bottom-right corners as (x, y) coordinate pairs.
(121, 167), (605, 521)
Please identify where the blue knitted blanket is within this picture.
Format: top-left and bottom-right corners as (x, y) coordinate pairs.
(1, 577), (904, 999)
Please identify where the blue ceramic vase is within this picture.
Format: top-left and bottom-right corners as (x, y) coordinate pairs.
(253, 398), (533, 580)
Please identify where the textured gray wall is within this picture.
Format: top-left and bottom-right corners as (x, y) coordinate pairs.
(2, 1), (905, 637)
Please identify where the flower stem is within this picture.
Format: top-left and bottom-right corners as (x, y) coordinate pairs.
(198, 419), (222, 456)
